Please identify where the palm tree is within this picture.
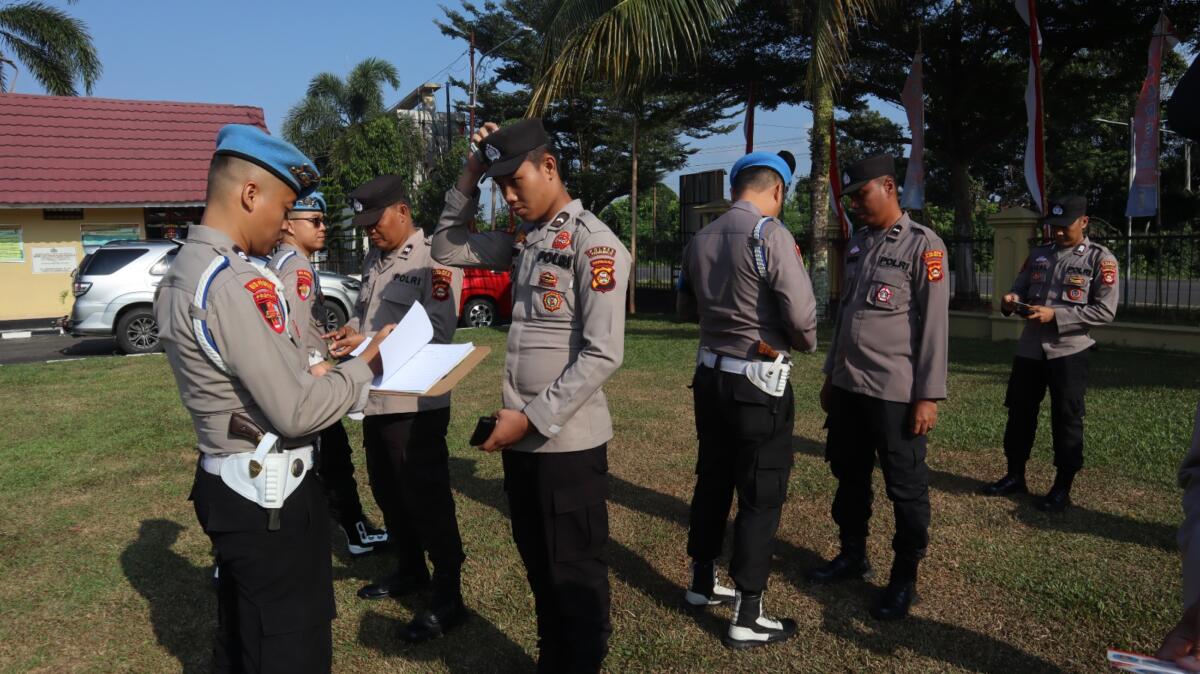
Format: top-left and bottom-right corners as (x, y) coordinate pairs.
(799, 0), (885, 316)
(0, 0), (100, 96)
(527, 0), (739, 313)
(282, 57), (400, 167)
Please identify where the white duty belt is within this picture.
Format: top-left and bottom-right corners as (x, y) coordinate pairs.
(697, 347), (792, 398)
(200, 432), (313, 511)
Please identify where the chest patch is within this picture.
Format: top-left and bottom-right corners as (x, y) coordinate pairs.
(875, 285), (893, 304)
(878, 256), (909, 271)
(296, 269), (313, 301)
(552, 231), (572, 250)
(394, 273), (423, 287)
(536, 250), (574, 269)
(1067, 287), (1085, 302)
(542, 290), (564, 312)
(538, 270), (558, 289)
(244, 277), (285, 334)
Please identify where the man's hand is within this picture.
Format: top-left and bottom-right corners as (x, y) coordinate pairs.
(357, 324), (395, 376)
(1001, 292), (1020, 313)
(1156, 601), (1200, 671)
(910, 400), (938, 436)
(326, 324), (365, 359)
(460, 122), (500, 188)
(820, 377), (833, 414)
(309, 361), (332, 377)
(1026, 305), (1055, 324)
(480, 408), (531, 453)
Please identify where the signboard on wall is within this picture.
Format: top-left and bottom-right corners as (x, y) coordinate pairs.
(0, 227), (22, 262)
(31, 247), (78, 274)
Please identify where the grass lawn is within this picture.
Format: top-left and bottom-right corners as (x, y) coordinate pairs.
(0, 314), (1197, 673)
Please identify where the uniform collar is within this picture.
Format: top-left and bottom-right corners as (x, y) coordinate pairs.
(381, 229), (425, 263)
(274, 241), (306, 258)
(885, 213), (909, 240)
(188, 225), (248, 260)
(730, 200), (764, 218)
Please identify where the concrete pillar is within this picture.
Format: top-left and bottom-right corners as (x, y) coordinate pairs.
(989, 207), (1040, 312)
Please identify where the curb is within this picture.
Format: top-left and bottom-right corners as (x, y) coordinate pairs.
(1, 328), (61, 340)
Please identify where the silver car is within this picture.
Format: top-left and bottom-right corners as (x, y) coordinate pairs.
(68, 240), (359, 354)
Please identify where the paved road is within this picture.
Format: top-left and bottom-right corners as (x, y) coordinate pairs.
(0, 334), (137, 365)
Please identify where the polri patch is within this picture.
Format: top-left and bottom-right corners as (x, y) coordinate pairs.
(553, 231), (572, 250)
(1067, 287), (1084, 301)
(431, 268), (452, 301)
(590, 258), (616, 293)
(922, 249), (944, 282)
(538, 270), (558, 289)
(542, 290), (564, 312)
(585, 245), (615, 258)
(245, 277), (285, 334)
(875, 285), (893, 305)
(296, 269), (314, 301)
(1101, 259), (1118, 286)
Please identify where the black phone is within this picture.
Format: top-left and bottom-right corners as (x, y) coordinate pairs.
(470, 416), (497, 446)
(1011, 300), (1034, 317)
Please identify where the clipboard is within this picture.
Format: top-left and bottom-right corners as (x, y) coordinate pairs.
(372, 345), (491, 398)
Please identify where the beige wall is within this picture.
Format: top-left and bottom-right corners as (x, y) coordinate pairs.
(0, 208), (145, 321)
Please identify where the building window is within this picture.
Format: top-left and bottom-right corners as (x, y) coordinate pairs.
(0, 226), (23, 263)
(43, 208), (84, 220)
(145, 207), (204, 240)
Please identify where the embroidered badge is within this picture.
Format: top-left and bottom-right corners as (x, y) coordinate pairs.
(553, 231), (572, 250)
(399, 243), (414, 259)
(875, 285), (893, 304)
(1066, 274), (1087, 287)
(1101, 259), (1118, 286)
(1052, 204), (1064, 216)
(849, 245), (861, 256)
(431, 268), (452, 301)
(585, 245), (615, 258)
(542, 290), (564, 312)
(1035, 256), (1049, 269)
(1075, 243), (1087, 255)
(296, 269), (313, 301)
(245, 277), (285, 334)
(590, 258), (616, 293)
(352, 199), (364, 213)
(550, 212), (570, 229)
(485, 144), (501, 162)
(537, 250), (574, 269)
(538, 271), (558, 289)
(1067, 287), (1084, 301)
(289, 164), (319, 188)
(923, 249), (944, 282)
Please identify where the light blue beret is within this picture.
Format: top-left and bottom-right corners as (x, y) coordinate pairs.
(730, 151), (793, 188)
(214, 124), (320, 198)
(291, 191), (326, 213)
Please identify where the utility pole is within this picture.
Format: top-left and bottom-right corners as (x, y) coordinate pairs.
(445, 80), (452, 152)
(469, 31), (477, 134)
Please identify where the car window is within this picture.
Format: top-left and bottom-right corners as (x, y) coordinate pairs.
(78, 248), (147, 276)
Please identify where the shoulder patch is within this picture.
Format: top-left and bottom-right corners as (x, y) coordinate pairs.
(244, 277), (286, 334)
(296, 268), (314, 301)
(922, 249), (945, 282)
(585, 245), (616, 258)
(431, 268), (453, 301)
(1100, 258), (1118, 286)
(589, 257), (617, 293)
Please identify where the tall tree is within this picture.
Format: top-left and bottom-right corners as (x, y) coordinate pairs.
(0, 0), (100, 95)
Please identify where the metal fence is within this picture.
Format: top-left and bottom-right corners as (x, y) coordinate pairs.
(943, 236), (994, 309)
(1086, 233), (1200, 323)
(314, 229), (365, 276)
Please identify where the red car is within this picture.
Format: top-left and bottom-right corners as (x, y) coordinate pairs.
(460, 267), (512, 327)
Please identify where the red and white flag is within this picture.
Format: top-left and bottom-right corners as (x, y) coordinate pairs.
(1014, 0), (1046, 216)
(828, 118), (852, 239)
(1126, 13), (1180, 217)
(900, 49), (925, 211)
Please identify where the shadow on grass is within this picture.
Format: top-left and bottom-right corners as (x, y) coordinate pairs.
(120, 519), (214, 674)
(356, 600), (534, 673)
(610, 462), (1064, 673)
(947, 339), (1200, 391)
(793, 436), (1176, 552)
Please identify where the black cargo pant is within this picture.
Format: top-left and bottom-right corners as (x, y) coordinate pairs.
(825, 386), (930, 581)
(191, 464), (334, 674)
(686, 365), (795, 593)
(503, 445), (611, 674)
(315, 420), (366, 527)
(362, 408), (465, 578)
(1002, 351), (1089, 475)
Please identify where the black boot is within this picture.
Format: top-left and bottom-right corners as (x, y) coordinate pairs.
(981, 474), (1027, 497)
(722, 590), (797, 649)
(805, 547), (873, 584)
(1037, 472), (1074, 512)
(683, 559), (735, 607)
(357, 568), (430, 600)
(341, 518), (388, 557)
(870, 580), (918, 620)
(400, 571), (465, 643)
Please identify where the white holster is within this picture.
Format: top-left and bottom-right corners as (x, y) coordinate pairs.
(697, 348), (792, 398)
(202, 433), (313, 509)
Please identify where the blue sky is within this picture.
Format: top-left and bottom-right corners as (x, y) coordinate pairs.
(9, 0), (910, 198)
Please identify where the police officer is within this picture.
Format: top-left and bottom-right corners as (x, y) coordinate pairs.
(324, 175), (467, 642)
(982, 195), (1119, 512)
(1155, 401), (1200, 668)
(676, 151), (817, 648)
(806, 154), (949, 621)
(155, 125), (391, 673)
(432, 119), (630, 673)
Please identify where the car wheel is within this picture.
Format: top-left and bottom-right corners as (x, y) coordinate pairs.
(320, 300), (348, 333)
(116, 307), (161, 354)
(462, 297), (497, 328)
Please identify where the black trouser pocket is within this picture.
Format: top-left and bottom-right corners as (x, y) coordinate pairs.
(748, 468), (788, 508)
(551, 478), (609, 563)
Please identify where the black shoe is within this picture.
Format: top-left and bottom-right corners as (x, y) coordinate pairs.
(683, 560), (736, 607)
(870, 581), (918, 621)
(341, 519), (388, 557)
(805, 552), (873, 584)
(981, 474), (1027, 497)
(357, 571), (430, 600)
(1036, 487), (1072, 513)
(722, 591), (797, 650)
(399, 596), (465, 643)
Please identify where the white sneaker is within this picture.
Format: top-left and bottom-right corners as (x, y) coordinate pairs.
(683, 560), (736, 606)
(723, 591), (797, 649)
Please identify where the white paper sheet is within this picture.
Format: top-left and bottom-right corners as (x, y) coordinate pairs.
(375, 343), (475, 393)
(374, 301), (434, 387)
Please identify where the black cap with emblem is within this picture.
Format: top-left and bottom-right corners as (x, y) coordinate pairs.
(348, 175), (410, 227)
(840, 154), (896, 195)
(479, 119), (550, 180)
(1042, 194), (1087, 227)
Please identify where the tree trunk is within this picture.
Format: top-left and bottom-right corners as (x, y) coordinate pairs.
(949, 157), (979, 302)
(628, 114), (639, 315)
(808, 82), (834, 320)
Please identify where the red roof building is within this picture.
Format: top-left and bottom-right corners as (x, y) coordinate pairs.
(0, 93), (267, 321)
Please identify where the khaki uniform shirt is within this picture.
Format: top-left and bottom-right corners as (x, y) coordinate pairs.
(432, 188), (631, 454)
(271, 242), (327, 363)
(823, 213), (950, 403)
(350, 230), (462, 415)
(677, 200), (818, 358)
(1007, 239), (1119, 360)
(155, 225), (372, 455)
(1178, 401), (1200, 609)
